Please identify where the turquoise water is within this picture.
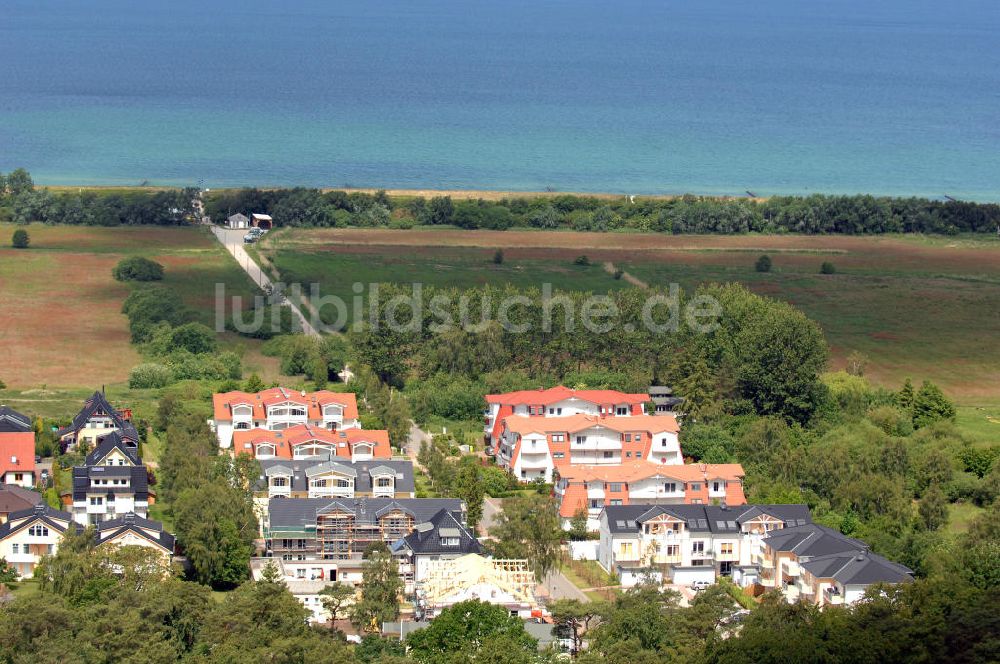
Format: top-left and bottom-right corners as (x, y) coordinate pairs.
(2, 0), (999, 198)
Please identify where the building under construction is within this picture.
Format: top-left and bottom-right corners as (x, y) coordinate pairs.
(415, 554), (543, 619)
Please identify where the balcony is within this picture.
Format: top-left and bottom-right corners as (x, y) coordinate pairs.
(823, 587), (844, 605)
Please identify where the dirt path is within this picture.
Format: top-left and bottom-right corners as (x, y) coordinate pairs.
(602, 261), (649, 288)
(211, 227), (319, 336)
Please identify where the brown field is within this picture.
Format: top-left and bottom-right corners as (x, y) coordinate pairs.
(0, 224), (271, 389)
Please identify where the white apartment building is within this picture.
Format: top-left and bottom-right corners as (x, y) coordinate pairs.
(484, 386), (649, 452)
(497, 413), (682, 482)
(210, 388), (360, 449)
(0, 504), (81, 579)
(70, 432), (150, 526)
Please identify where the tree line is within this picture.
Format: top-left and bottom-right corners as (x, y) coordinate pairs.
(203, 185), (1000, 234)
(4, 167), (998, 233)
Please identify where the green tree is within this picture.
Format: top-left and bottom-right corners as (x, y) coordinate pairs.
(112, 255), (164, 281)
(490, 494), (562, 582)
(349, 544), (404, 633)
(168, 322), (218, 355)
(453, 462), (485, 531)
(173, 482), (257, 589)
(918, 483), (948, 531)
(820, 261), (836, 274)
(10, 229), (29, 249)
(550, 599), (606, 656)
(243, 373), (266, 393)
(310, 354), (329, 389)
(493, 248), (504, 264)
(568, 509), (589, 541)
(755, 254), (772, 272)
(912, 380), (956, 428)
(897, 378), (915, 410)
(319, 581), (355, 627)
(405, 600), (537, 664)
(6, 168), (34, 197)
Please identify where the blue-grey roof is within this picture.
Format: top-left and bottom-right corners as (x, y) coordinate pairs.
(603, 504), (812, 535)
(0, 406), (31, 433)
(57, 391), (138, 441)
(72, 464), (149, 501)
(762, 524), (867, 557)
(0, 503), (79, 539)
(268, 497), (465, 530)
(85, 431), (141, 466)
(393, 508), (483, 556)
(95, 513), (175, 552)
(800, 550), (913, 585)
(257, 458), (415, 495)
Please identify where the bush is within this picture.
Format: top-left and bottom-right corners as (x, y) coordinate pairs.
(128, 363), (173, 389)
(613, 267), (625, 280)
(574, 255), (590, 266)
(755, 254), (772, 272)
(112, 256), (165, 282)
(820, 261), (836, 274)
(492, 249), (504, 265)
(170, 322), (219, 354)
(11, 229), (29, 249)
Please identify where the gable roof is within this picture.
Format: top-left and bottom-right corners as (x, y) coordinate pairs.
(393, 508), (482, 556)
(85, 431), (141, 466)
(233, 424), (391, 460)
(256, 458), (415, 494)
(95, 513), (175, 553)
(0, 432), (35, 477)
(0, 503), (79, 539)
(486, 386), (650, 407)
(57, 391), (137, 441)
(0, 484), (43, 514)
(0, 407), (32, 433)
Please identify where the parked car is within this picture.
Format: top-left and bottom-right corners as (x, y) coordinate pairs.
(691, 580), (713, 592)
(243, 233), (258, 244)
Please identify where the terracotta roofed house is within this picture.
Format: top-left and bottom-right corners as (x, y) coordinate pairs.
(210, 388), (360, 449)
(496, 412), (681, 481)
(484, 386), (650, 453)
(555, 461), (746, 529)
(232, 423), (390, 462)
(0, 406), (36, 488)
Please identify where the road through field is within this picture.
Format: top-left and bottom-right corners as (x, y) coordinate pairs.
(211, 227), (319, 336)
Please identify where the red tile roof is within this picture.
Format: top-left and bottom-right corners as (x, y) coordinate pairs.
(502, 413), (679, 436)
(486, 386), (649, 407)
(231, 424), (390, 460)
(213, 388), (359, 421)
(0, 432), (36, 477)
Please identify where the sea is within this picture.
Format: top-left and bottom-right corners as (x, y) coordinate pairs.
(2, 0), (999, 199)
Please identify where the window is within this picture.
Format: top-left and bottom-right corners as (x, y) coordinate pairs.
(623, 434), (632, 442)
(89, 497), (103, 506)
(616, 407), (628, 415)
(692, 541), (705, 554)
(441, 537), (460, 546)
(719, 543), (734, 555)
(664, 482), (677, 493)
(14, 473), (23, 482)
(337, 479), (351, 488)
(272, 477), (287, 487)
(556, 408), (562, 415)
(28, 525), (49, 537)
(551, 434), (565, 442)
(634, 434), (642, 442)
(552, 452), (565, 459)
(689, 483), (701, 491)
(312, 479), (327, 488)
(610, 499), (623, 506)
(625, 452), (632, 458)
(376, 477), (393, 488)
(548, 408), (554, 415)
(665, 545), (679, 557)
(661, 438), (669, 447)
(589, 499), (601, 508)
(575, 436), (586, 445)
(603, 451), (613, 458)
(234, 421), (250, 430)
(11, 544), (19, 554)
(713, 482), (722, 492)
(608, 483), (623, 492)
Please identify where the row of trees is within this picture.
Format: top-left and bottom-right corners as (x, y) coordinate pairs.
(203, 184), (1000, 234)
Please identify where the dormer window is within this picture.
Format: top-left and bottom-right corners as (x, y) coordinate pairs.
(256, 443), (277, 458)
(441, 537), (460, 546)
(375, 477), (393, 488)
(272, 476), (288, 487)
(234, 422), (251, 430)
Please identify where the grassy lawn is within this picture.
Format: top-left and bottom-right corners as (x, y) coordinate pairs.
(7, 578), (43, 599)
(559, 559), (618, 602)
(947, 502), (985, 535)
